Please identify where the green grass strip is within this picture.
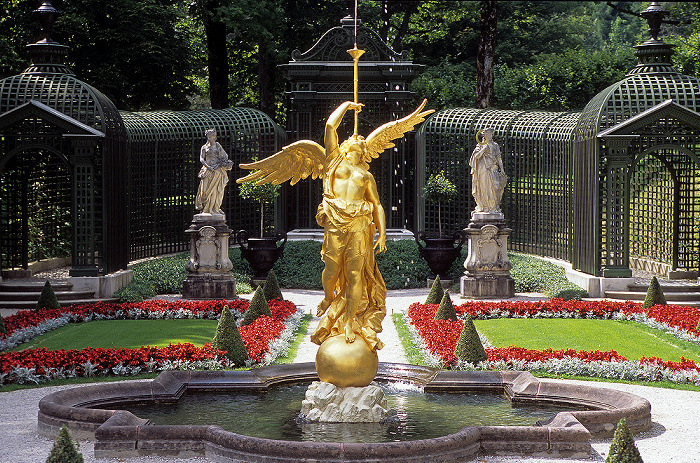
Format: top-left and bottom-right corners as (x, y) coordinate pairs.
(275, 314), (312, 364)
(14, 319), (218, 351)
(392, 313), (427, 366)
(474, 318), (700, 362)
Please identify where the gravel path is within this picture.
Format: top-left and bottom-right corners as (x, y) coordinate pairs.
(2, 288), (699, 462)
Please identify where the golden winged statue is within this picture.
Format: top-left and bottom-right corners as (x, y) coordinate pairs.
(238, 100), (433, 358)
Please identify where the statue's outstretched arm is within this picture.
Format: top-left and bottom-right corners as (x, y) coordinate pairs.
(325, 101), (363, 154)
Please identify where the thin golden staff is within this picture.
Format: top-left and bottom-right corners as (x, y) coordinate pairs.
(347, 44), (365, 136)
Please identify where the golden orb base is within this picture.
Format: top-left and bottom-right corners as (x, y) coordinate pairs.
(315, 334), (378, 388)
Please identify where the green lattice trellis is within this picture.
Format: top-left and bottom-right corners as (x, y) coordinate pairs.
(121, 108), (286, 261)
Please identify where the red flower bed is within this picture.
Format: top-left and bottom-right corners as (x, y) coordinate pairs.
(455, 299), (645, 320)
(1, 343), (226, 375)
(488, 346), (626, 363)
(0, 298), (299, 381)
(2, 300), (246, 337)
(239, 315), (286, 363)
(408, 301), (700, 372)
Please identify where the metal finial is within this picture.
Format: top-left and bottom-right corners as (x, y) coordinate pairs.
(640, 2), (670, 42)
(33, 1), (61, 44)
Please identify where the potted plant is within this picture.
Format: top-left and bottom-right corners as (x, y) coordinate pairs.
(415, 171), (464, 280)
(237, 179), (286, 281)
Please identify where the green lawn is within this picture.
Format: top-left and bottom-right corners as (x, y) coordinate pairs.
(474, 318), (700, 363)
(14, 319), (218, 351)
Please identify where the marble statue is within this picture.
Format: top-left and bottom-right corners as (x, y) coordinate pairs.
(238, 46), (433, 388)
(195, 129), (233, 215)
(469, 127), (507, 214)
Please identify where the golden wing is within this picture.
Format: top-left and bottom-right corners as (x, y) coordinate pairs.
(237, 140), (326, 186)
(364, 99), (435, 163)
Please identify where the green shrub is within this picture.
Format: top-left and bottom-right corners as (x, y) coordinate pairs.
(131, 253), (189, 294)
(375, 240), (433, 289)
(0, 315), (5, 334)
(425, 276), (445, 304)
(263, 269), (283, 301)
(272, 241), (324, 289)
(605, 418), (643, 463)
(642, 276), (666, 309)
(212, 306), (249, 366)
(242, 286), (272, 326)
(434, 290), (457, 321)
(509, 253), (587, 300)
(36, 281), (60, 311)
(454, 315), (488, 364)
(46, 425), (84, 463)
(113, 280), (156, 303)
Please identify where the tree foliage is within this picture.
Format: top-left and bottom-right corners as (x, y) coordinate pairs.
(3, 0), (695, 116)
(454, 314), (488, 364)
(36, 281), (60, 312)
(46, 425), (84, 463)
(212, 305), (249, 366)
(605, 418), (643, 463)
(242, 285), (272, 326)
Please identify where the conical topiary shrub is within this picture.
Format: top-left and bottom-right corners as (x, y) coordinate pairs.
(434, 290), (457, 321)
(425, 275), (444, 304)
(212, 306), (249, 366)
(454, 314), (488, 364)
(46, 425), (84, 463)
(242, 285), (272, 326)
(36, 280), (61, 311)
(605, 418), (643, 463)
(642, 276), (666, 309)
(263, 269), (284, 301)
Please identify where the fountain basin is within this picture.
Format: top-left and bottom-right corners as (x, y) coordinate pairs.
(38, 363), (651, 462)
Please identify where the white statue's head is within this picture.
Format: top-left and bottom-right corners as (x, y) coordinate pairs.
(205, 128), (217, 142)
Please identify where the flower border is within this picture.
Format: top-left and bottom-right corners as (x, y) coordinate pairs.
(406, 299), (700, 385)
(0, 299), (300, 385)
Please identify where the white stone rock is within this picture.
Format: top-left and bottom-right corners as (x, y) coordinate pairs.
(300, 381), (390, 423)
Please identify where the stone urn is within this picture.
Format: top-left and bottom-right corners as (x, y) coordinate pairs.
(237, 230), (287, 280)
(415, 231), (465, 280)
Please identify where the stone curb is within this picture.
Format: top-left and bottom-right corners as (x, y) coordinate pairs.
(37, 365), (651, 462)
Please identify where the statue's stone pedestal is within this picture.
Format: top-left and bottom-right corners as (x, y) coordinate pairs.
(182, 213), (236, 300)
(461, 211), (515, 299)
(300, 381), (390, 423)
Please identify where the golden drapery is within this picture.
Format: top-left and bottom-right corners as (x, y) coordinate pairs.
(310, 194), (387, 351)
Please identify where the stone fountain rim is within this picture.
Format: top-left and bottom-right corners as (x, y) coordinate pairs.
(37, 363), (652, 462)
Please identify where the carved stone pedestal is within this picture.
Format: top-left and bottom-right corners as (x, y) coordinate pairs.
(461, 211), (515, 299)
(182, 213), (236, 300)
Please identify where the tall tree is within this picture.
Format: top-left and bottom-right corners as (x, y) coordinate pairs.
(190, 0), (229, 109)
(475, 0), (497, 108)
(53, 0), (197, 111)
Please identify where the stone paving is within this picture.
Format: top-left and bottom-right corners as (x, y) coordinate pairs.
(2, 287), (700, 462)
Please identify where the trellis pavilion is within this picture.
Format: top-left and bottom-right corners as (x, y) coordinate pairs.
(1, 3), (698, 297)
(417, 3), (700, 295)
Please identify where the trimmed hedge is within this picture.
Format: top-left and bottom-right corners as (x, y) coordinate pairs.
(36, 281), (61, 311)
(212, 306), (249, 366)
(46, 425), (84, 463)
(454, 315), (488, 364)
(115, 242), (586, 301)
(509, 253), (588, 300)
(605, 419), (643, 463)
(642, 276), (666, 309)
(425, 276), (445, 304)
(242, 286), (272, 326)
(434, 290), (457, 321)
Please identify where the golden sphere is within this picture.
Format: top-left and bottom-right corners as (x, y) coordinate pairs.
(315, 334), (378, 388)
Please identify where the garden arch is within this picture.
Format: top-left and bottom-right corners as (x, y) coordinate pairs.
(0, 100), (107, 274)
(598, 100), (700, 277)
